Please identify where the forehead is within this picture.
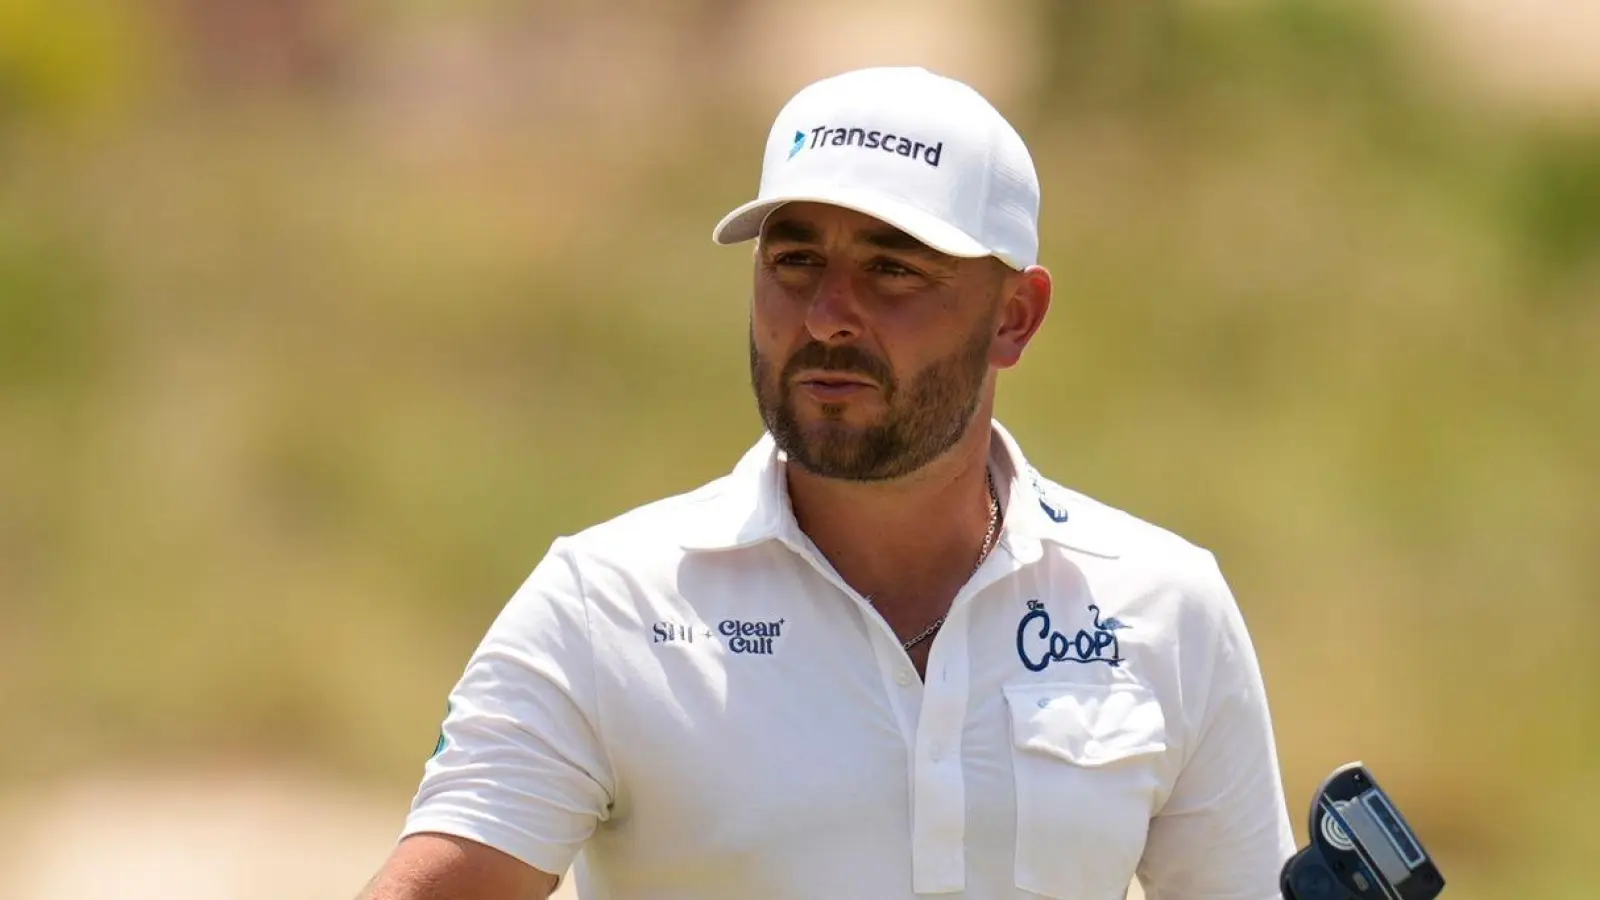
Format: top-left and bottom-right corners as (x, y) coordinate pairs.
(758, 202), (938, 256)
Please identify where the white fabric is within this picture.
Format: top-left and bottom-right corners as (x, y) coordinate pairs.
(403, 421), (1297, 900)
(710, 67), (1041, 271)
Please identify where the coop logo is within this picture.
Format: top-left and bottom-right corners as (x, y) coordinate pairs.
(719, 617), (786, 655)
(1016, 601), (1128, 672)
(788, 124), (945, 167)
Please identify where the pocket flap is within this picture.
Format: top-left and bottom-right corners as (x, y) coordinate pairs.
(1003, 682), (1168, 767)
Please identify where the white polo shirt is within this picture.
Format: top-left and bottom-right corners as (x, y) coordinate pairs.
(403, 421), (1297, 900)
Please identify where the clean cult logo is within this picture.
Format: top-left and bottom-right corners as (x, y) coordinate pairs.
(788, 124), (944, 167)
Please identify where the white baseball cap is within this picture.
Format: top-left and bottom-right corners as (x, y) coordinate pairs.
(711, 66), (1041, 270)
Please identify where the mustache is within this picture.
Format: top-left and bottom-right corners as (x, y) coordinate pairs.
(779, 341), (894, 388)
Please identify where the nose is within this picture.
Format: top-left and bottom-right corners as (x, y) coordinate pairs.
(803, 263), (862, 344)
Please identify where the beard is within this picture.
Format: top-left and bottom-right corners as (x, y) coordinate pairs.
(749, 317), (993, 482)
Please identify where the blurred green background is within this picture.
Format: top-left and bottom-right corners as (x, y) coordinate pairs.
(1, 1), (1596, 897)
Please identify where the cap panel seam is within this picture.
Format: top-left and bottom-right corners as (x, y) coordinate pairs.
(976, 91), (998, 259)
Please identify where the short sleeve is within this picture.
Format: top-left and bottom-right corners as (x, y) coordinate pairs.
(1137, 553), (1298, 900)
(401, 538), (615, 877)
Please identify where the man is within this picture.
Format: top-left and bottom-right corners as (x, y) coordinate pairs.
(358, 66), (1297, 900)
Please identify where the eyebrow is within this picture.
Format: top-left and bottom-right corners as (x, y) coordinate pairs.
(859, 226), (940, 258)
(761, 218), (819, 244)
(761, 218), (943, 259)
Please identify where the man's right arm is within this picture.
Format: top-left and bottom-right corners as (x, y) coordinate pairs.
(359, 540), (613, 900)
(356, 833), (560, 900)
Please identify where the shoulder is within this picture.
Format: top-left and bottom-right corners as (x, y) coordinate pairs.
(487, 472), (747, 636)
(1031, 467), (1219, 568)
(1027, 467), (1240, 624)
(1028, 470), (1268, 713)
(554, 470), (753, 574)
(501, 435), (780, 618)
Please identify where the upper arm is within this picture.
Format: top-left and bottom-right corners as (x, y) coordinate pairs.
(1137, 554), (1298, 900)
(359, 832), (560, 900)
(392, 540), (616, 888)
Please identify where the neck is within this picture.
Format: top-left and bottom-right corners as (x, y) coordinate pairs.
(785, 419), (999, 606)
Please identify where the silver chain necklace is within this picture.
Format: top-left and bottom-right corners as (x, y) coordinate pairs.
(879, 470), (1003, 654)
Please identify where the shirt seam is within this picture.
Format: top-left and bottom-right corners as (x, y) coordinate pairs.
(978, 112), (997, 249)
(1152, 549), (1236, 818)
(558, 538), (620, 817)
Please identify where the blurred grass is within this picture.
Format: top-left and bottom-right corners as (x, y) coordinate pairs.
(0, 1), (1596, 897)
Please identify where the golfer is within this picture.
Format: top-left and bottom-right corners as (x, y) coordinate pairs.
(358, 65), (1297, 900)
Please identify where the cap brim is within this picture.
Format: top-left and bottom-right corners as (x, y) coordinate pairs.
(711, 187), (992, 260)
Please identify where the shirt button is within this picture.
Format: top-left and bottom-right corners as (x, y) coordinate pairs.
(1083, 739), (1103, 757)
(896, 670), (912, 686)
(930, 745), (944, 762)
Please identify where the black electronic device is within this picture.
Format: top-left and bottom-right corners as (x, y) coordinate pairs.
(1280, 762), (1445, 900)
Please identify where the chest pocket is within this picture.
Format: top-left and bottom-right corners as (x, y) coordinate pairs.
(1003, 681), (1169, 899)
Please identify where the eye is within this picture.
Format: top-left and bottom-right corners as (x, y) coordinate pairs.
(869, 258), (921, 277)
(771, 250), (821, 268)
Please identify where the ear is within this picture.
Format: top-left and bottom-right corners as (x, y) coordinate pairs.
(989, 264), (1052, 369)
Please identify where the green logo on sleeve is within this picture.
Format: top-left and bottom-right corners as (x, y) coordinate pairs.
(430, 700), (452, 758)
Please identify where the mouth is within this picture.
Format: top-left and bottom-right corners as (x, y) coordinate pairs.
(799, 377), (872, 389)
(793, 371), (876, 401)
(794, 369), (875, 388)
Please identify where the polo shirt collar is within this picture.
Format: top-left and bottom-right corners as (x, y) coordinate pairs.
(678, 421), (1123, 561)
(676, 432), (796, 553)
(990, 420), (1124, 562)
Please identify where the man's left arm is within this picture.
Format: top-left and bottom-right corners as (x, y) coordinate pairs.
(1137, 554), (1298, 900)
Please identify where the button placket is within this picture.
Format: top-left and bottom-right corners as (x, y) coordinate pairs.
(791, 540), (925, 761)
(910, 601), (972, 894)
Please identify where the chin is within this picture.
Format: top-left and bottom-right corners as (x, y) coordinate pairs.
(797, 411), (878, 440)
(796, 396), (881, 421)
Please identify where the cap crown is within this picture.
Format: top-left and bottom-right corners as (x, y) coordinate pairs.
(714, 67), (1041, 270)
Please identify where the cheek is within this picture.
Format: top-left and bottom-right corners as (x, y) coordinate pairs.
(751, 284), (804, 346)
